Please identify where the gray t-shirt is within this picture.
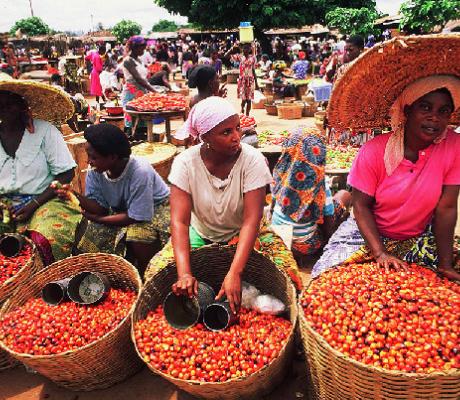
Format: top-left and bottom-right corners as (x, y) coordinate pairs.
(85, 157), (169, 222)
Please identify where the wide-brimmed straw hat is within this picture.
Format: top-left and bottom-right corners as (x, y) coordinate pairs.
(327, 34), (460, 131)
(0, 79), (74, 124)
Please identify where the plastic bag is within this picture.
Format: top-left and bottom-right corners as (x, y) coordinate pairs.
(241, 282), (286, 315)
(253, 294), (286, 315)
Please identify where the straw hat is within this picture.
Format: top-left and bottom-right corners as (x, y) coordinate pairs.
(327, 34), (460, 131)
(0, 79), (74, 124)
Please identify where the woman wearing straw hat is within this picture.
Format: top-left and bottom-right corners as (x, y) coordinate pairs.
(146, 97), (302, 313)
(312, 34), (460, 281)
(0, 80), (81, 265)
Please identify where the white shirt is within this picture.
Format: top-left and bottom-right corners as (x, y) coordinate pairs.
(168, 143), (272, 242)
(0, 120), (76, 195)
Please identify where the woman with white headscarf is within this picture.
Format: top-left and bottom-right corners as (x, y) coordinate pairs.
(151, 97), (272, 313)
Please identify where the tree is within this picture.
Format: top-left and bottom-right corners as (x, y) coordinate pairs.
(152, 19), (179, 32)
(326, 7), (379, 37)
(399, 0), (459, 34)
(112, 20), (142, 43)
(153, 0), (377, 29)
(10, 16), (50, 36)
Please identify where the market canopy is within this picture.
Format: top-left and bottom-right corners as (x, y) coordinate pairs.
(264, 24), (329, 35)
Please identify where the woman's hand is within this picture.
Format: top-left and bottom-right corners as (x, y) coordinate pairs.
(82, 209), (102, 223)
(172, 274), (198, 298)
(375, 251), (408, 272)
(216, 271), (242, 314)
(53, 183), (72, 201)
(13, 202), (36, 222)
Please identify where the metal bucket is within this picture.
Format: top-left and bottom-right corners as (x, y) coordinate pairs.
(67, 271), (111, 305)
(41, 278), (71, 306)
(0, 234), (25, 257)
(203, 301), (239, 331)
(163, 282), (215, 330)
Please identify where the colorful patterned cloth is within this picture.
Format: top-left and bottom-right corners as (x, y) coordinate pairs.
(121, 82), (148, 128)
(272, 128), (327, 225)
(312, 217), (453, 278)
(77, 201), (170, 256)
(145, 221), (302, 290)
(237, 55), (257, 100)
(0, 196), (81, 265)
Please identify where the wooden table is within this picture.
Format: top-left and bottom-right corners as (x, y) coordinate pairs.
(123, 109), (187, 143)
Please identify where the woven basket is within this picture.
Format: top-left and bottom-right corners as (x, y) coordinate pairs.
(132, 244), (297, 400)
(0, 348), (17, 372)
(226, 73), (238, 84)
(131, 142), (178, 181)
(299, 301), (460, 400)
(303, 103), (317, 118)
(252, 99), (265, 109)
(0, 236), (43, 304)
(0, 253), (143, 390)
(265, 103), (278, 116)
(277, 103), (303, 119)
(314, 111), (326, 133)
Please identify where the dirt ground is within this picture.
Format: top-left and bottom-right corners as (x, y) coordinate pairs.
(0, 81), (458, 400)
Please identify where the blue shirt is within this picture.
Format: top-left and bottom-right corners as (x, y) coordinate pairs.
(85, 157), (169, 222)
(292, 60), (310, 80)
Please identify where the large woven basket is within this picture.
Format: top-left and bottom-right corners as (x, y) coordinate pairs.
(0, 236), (43, 304)
(265, 103), (278, 116)
(131, 142), (178, 181)
(277, 103), (303, 119)
(0, 236), (42, 372)
(132, 244), (298, 400)
(0, 253), (143, 390)
(299, 300), (460, 400)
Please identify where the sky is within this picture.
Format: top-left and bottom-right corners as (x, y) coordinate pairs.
(0, 0), (404, 34)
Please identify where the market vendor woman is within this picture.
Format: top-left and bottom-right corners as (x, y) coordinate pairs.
(156, 97), (272, 313)
(313, 35), (460, 281)
(0, 80), (81, 264)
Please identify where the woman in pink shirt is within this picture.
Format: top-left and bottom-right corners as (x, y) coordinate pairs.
(313, 75), (460, 281)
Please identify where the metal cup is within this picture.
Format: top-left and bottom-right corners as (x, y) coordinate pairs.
(163, 281), (215, 330)
(203, 301), (239, 331)
(67, 271), (110, 305)
(42, 278), (71, 306)
(0, 234), (25, 257)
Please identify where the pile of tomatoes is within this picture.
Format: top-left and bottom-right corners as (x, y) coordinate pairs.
(134, 306), (291, 382)
(127, 93), (187, 112)
(0, 289), (135, 355)
(301, 263), (460, 373)
(239, 114), (256, 129)
(0, 244), (32, 285)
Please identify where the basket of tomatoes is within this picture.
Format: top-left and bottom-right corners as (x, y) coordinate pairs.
(126, 92), (187, 112)
(0, 253), (143, 390)
(300, 262), (460, 400)
(132, 244), (297, 399)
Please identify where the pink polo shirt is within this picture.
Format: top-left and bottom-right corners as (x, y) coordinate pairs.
(348, 129), (460, 240)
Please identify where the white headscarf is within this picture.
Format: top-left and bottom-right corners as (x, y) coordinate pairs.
(384, 75), (460, 176)
(174, 96), (237, 141)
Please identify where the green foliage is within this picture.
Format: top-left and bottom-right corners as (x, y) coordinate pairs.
(152, 19), (179, 32)
(112, 20), (142, 42)
(10, 16), (50, 36)
(326, 7), (379, 36)
(399, 0), (459, 34)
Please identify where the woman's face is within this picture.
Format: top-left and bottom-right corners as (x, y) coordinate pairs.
(203, 114), (241, 157)
(131, 44), (145, 57)
(85, 143), (117, 173)
(405, 90), (454, 144)
(0, 92), (29, 130)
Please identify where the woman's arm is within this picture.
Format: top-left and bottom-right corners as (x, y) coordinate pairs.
(216, 187), (265, 313)
(85, 211), (136, 227)
(433, 185), (460, 280)
(124, 59), (155, 92)
(170, 185), (197, 297)
(352, 188), (407, 269)
(13, 169), (75, 222)
(73, 191), (108, 215)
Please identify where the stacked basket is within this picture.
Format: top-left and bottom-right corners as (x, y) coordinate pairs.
(0, 236), (43, 372)
(132, 244), (298, 400)
(0, 253), (143, 390)
(277, 102), (304, 119)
